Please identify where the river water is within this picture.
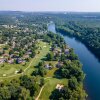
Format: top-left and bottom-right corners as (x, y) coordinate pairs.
(48, 23), (100, 100)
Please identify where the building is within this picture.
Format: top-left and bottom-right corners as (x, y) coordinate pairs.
(65, 49), (70, 54)
(45, 64), (52, 70)
(0, 58), (5, 64)
(56, 84), (64, 91)
(56, 61), (63, 68)
(8, 59), (14, 64)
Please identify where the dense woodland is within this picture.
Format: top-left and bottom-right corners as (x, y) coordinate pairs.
(53, 13), (100, 60)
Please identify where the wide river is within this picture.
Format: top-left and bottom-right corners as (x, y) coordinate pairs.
(48, 23), (100, 100)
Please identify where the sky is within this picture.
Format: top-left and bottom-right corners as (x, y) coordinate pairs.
(0, 0), (100, 12)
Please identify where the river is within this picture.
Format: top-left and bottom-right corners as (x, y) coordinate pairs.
(48, 23), (100, 100)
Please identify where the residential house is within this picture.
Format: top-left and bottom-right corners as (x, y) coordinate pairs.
(56, 84), (64, 91)
(65, 49), (70, 54)
(56, 61), (63, 68)
(8, 59), (14, 64)
(23, 54), (29, 59)
(0, 58), (6, 64)
(45, 64), (52, 70)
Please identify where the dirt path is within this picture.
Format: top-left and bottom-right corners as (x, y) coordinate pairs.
(44, 77), (52, 80)
(35, 77), (53, 100)
(35, 84), (46, 100)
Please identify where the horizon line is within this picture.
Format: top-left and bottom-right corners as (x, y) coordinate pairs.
(0, 10), (100, 13)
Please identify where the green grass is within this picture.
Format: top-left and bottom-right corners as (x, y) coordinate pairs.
(25, 41), (50, 75)
(44, 61), (58, 77)
(0, 41), (69, 100)
(45, 67), (58, 77)
(0, 62), (29, 77)
(39, 78), (68, 100)
(0, 41), (50, 80)
(0, 44), (5, 48)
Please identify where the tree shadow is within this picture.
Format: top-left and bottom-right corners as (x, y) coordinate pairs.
(53, 69), (63, 79)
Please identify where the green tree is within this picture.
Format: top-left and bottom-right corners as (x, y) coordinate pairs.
(18, 88), (31, 100)
(0, 86), (11, 100)
(46, 52), (54, 61)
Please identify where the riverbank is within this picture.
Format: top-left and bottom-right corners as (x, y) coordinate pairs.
(48, 23), (87, 99)
(56, 27), (100, 61)
(48, 22), (100, 100)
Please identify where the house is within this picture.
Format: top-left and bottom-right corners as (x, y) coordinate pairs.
(10, 54), (14, 58)
(53, 48), (62, 56)
(53, 50), (58, 56)
(11, 54), (19, 59)
(23, 54), (29, 59)
(3, 53), (9, 58)
(16, 58), (22, 64)
(59, 52), (62, 56)
(21, 60), (26, 65)
(26, 51), (32, 55)
(65, 49), (70, 54)
(45, 64), (52, 70)
(55, 48), (62, 53)
(56, 61), (63, 68)
(16, 58), (26, 64)
(8, 59), (14, 64)
(0, 58), (6, 64)
(14, 51), (19, 55)
(56, 84), (64, 91)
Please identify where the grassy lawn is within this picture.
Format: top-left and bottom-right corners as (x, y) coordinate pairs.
(25, 41), (50, 76)
(39, 78), (68, 100)
(0, 62), (29, 77)
(0, 41), (50, 79)
(0, 44), (5, 48)
(43, 61), (58, 77)
(45, 67), (58, 77)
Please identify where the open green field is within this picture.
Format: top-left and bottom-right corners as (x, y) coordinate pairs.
(44, 61), (58, 77)
(0, 41), (50, 79)
(0, 62), (29, 77)
(25, 41), (51, 75)
(39, 78), (68, 100)
(35, 60), (68, 100)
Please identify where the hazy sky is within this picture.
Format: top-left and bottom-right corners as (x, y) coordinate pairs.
(0, 0), (100, 12)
